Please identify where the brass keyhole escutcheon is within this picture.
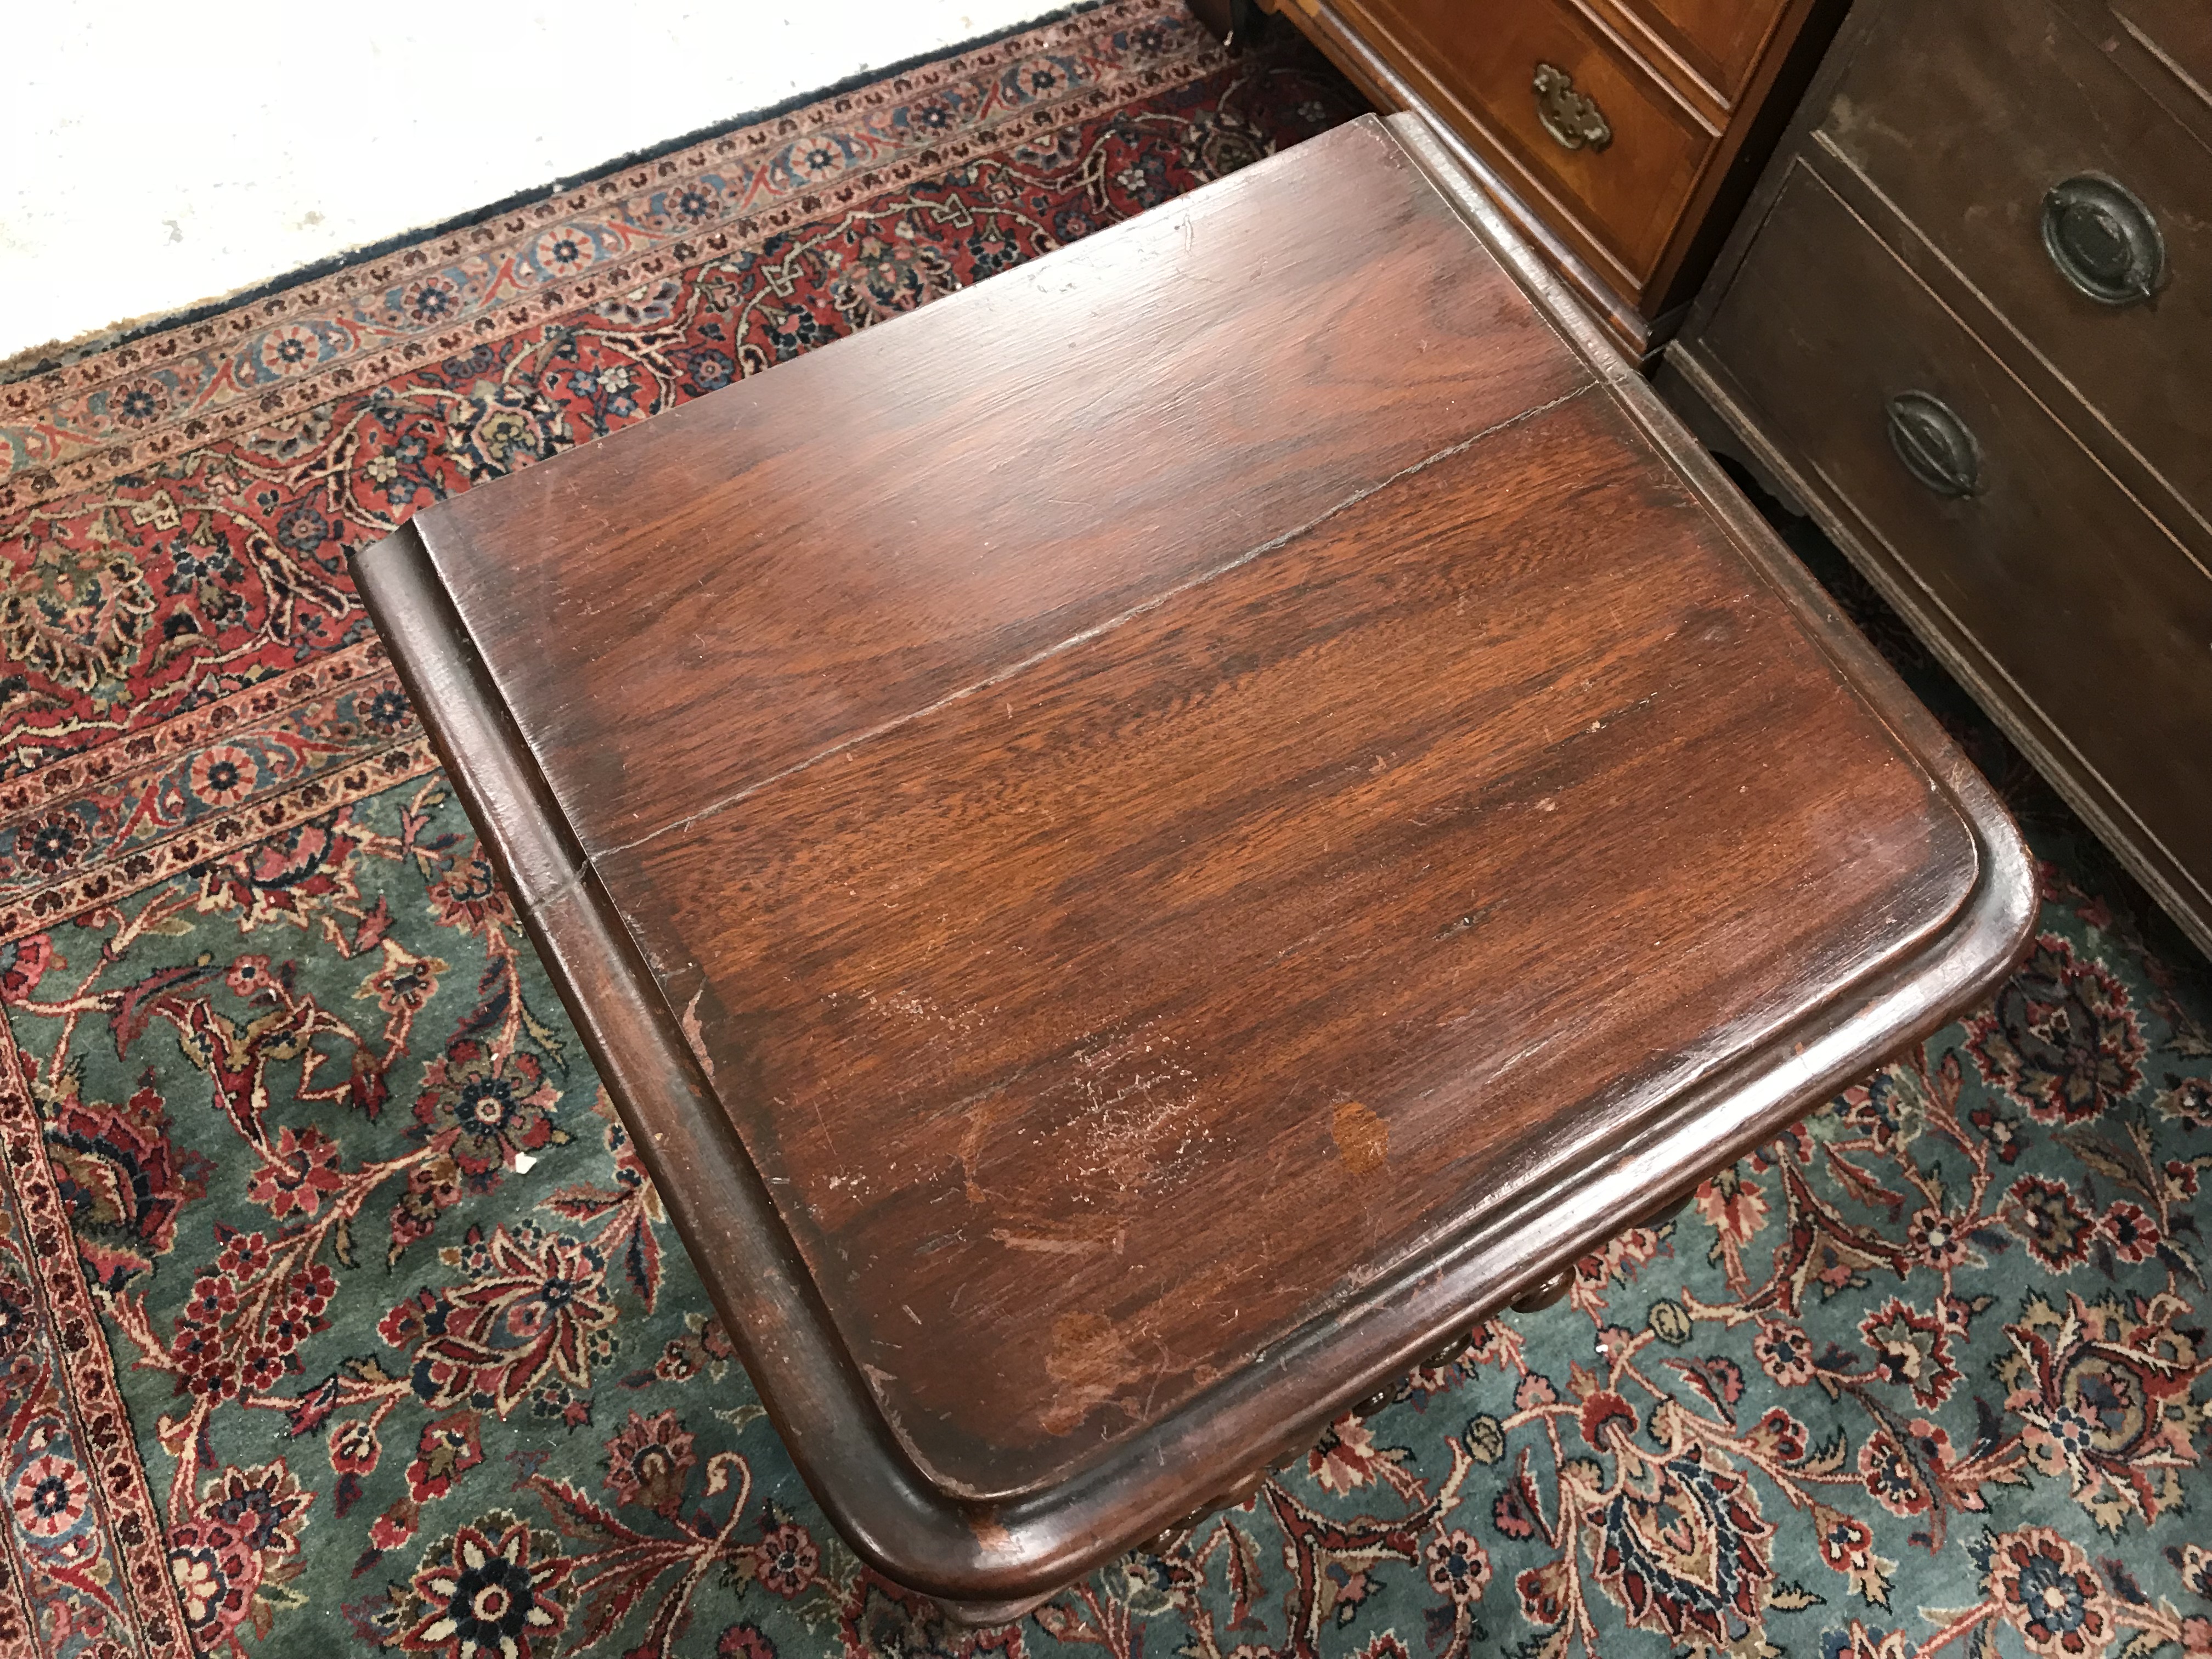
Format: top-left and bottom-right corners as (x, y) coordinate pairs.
(1534, 63), (1612, 153)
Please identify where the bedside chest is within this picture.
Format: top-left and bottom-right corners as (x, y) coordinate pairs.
(1667, 0), (2212, 959)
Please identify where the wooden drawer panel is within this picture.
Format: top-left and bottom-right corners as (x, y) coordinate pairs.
(1704, 163), (2212, 903)
(1815, 0), (2212, 518)
(1350, 0), (1716, 282)
(1611, 0), (1792, 104)
(2109, 0), (2212, 111)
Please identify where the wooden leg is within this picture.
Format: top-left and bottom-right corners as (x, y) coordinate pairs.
(1186, 0), (1268, 48)
(1510, 1264), (1577, 1313)
(1639, 1190), (1693, 1229)
(1652, 351), (1810, 517)
(936, 1588), (1059, 1628)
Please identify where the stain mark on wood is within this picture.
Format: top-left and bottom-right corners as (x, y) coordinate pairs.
(1042, 1311), (1139, 1436)
(1331, 1101), (1391, 1175)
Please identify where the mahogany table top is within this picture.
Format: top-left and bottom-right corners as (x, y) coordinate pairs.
(352, 112), (2033, 1611)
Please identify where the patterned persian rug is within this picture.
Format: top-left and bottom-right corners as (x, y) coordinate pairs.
(1, 5), (2207, 1656)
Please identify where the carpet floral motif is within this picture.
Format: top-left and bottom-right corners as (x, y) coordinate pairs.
(0, 5), (2205, 1657)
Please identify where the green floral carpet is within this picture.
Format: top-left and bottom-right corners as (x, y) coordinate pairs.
(0, 5), (2204, 1656)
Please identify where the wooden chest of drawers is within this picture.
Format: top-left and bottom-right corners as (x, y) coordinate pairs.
(1257, 0), (1849, 354)
(1667, 0), (2212, 956)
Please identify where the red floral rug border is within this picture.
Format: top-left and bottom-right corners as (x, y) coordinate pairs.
(0, 0), (1226, 514)
(0, 1012), (184, 1655)
(0, 639), (442, 942)
(0, 737), (440, 945)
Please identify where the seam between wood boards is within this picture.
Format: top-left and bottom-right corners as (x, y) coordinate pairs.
(540, 379), (1605, 891)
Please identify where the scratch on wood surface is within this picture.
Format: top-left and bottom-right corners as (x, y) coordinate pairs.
(678, 988), (715, 1083)
(989, 1227), (1127, 1256)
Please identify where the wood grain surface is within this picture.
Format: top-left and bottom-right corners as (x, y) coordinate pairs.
(356, 112), (2034, 1606)
(408, 119), (1587, 854)
(1695, 164), (2212, 926)
(2109, 0), (2212, 108)
(1271, 0), (1847, 354)
(610, 386), (1977, 1497)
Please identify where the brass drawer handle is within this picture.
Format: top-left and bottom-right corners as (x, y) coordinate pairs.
(2042, 175), (2164, 306)
(1534, 63), (1612, 153)
(1886, 391), (1982, 499)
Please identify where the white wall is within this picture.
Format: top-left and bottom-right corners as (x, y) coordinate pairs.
(1, 0), (1059, 366)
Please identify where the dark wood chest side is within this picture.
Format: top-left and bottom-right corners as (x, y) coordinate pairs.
(1667, 0), (2212, 958)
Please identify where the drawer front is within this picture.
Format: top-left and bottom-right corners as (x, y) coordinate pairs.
(2108, 0), (2212, 114)
(1816, 0), (2212, 518)
(1705, 163), (2212, 901)
(1616, 0), (1790, 103)
(1352, 0), (1716, 281)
